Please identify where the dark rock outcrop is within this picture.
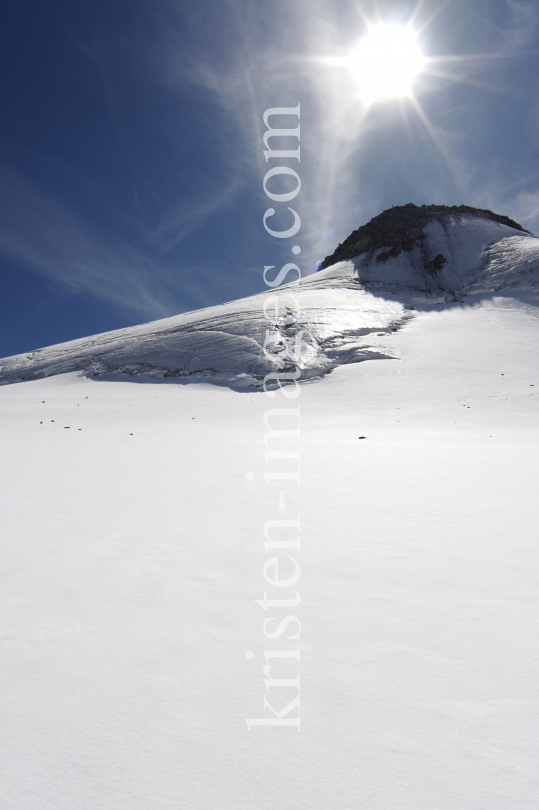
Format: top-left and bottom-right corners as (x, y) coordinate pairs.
(321, 203), (528, 269)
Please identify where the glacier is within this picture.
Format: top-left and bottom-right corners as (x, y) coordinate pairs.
(1, 210), (538, 388)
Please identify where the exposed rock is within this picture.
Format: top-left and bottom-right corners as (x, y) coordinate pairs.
(321, 203), (529, 269)
(424, 253), (447, 273)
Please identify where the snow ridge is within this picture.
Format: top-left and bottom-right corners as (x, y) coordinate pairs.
(1, 211), (539, 388)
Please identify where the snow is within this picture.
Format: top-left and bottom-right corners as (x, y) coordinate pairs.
(0, 278), (406, 387)
(354, 214), (539, 296)
(2, 213), (539, 389)
(1, 289), (538, 808)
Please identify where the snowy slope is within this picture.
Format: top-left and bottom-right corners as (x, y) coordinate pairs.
(0, 292), (538, 809)
(354, 214), (539, 295)
(1, 211), (538, 388)
(0, 267), (405, 387)
(1, 208), (538, 808)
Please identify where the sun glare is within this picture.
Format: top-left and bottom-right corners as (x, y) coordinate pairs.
(349, 25), (426, 103)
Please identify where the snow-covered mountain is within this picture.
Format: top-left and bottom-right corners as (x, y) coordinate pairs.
(1, 204), (538, 388)
(1, 205), (538, 809)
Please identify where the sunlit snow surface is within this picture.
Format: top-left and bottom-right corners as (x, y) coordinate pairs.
(1, 214), (538, 388)
(1, 213), (539, 808)
(0, 264), (406, 387)
(0, 294), (538, 809)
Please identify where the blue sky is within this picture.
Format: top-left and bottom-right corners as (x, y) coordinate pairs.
(1, 0), (538, 357)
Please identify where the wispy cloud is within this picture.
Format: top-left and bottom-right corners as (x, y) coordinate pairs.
(67, 26), (245, 255)
(506, 189), (539, 234)
(0, 163), (178, 319)
(148, 175), (244, 251)
(2, 0), (536, 328)
(158, 0), (379, 264)
(503, 0), (539, 50)
(159, 0), (537, 268)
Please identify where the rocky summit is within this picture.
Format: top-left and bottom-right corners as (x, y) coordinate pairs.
(321, 203), (530, 268)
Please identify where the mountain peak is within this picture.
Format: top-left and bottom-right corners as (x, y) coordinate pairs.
(1, 203), (538, 389)
(321, 203), (529, 269)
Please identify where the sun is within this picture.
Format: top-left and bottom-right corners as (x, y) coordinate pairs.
(348, 24), (426, 103)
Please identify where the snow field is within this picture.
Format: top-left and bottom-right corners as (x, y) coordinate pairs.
(0, 295), (537, 808)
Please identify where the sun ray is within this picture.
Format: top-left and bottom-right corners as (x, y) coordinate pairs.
(412, 0), (455, 35)
(397, 96), (421, 150)
(407, 0), (431, 28)
(429, 50), (539, 64)
(424, 66), (530, 99)
(313, 0), (539, 227)
(407, 94), (463, 187)
(349, 0), (371, 28)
